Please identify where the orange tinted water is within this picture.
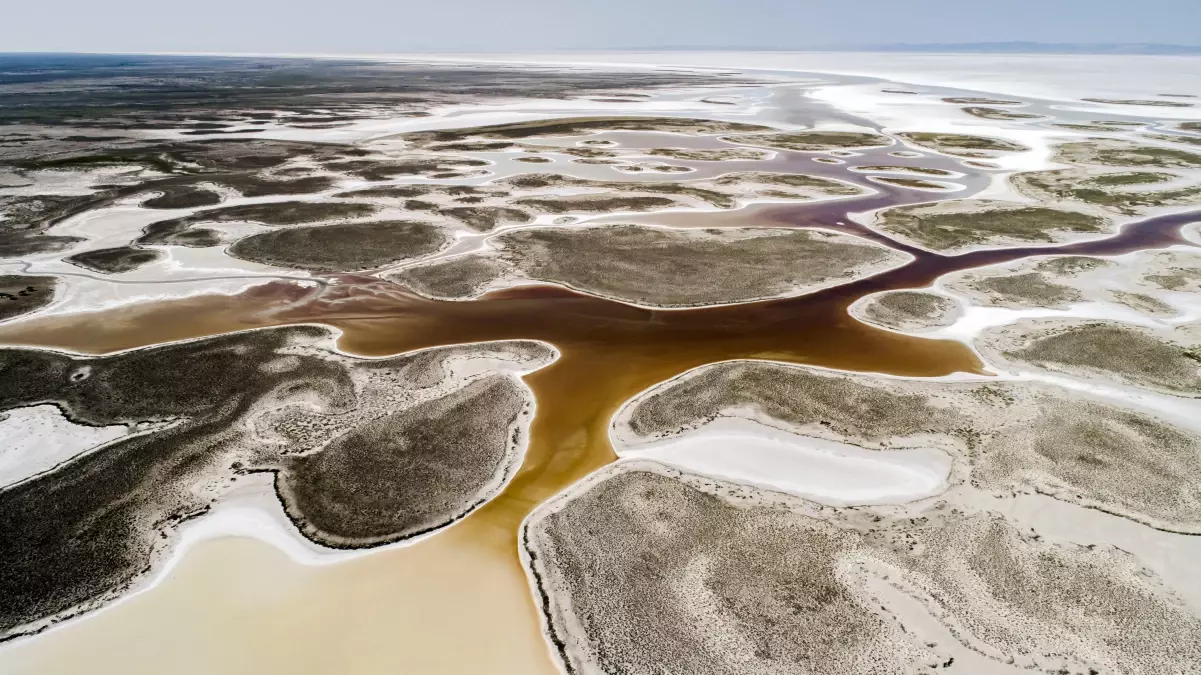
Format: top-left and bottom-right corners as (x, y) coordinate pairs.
(4, 196), (1195, 674)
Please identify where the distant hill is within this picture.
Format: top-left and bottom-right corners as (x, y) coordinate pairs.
(843, 42), (1201, 55)
(637, 43), (1201, 55)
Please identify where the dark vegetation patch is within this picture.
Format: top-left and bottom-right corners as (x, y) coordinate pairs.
(1035, 255), (1113, 276)
(626, 360), (1201, 532)
(942, 97), (1023, 105)
(227, 220), (448, 271)
(855, 290), (958, 331)
(853, 165), (954, 176)
(500, 173), (738, 208)
(1144, 133), (1201, 148)
(403, 117), (773, 146)
(1001, 322), (1201, 396)
(896, 132), (1028, 155)
(0, 275), (56, 321)
(321, 156), (488, 181)
(645, 147), (769, 161)
(0, 54), (742, 127)
(0, 194), (90, 257)
(391, 255), (509, 299)
(969, 272), (1082, 307)
(138, 201), (379, 247)
(0, 326), (548, 637)
(277, 376), (525, 546)
(1087, 171), (1175, 187)
(215, 175), (336, 197)
(513, 194), (682, 214)
(1054, 123), (1124, 132)
(65, 246), (163, 274)
(180, 128), (267, 136)
(1013, 168), (1199, 214)
(428, 141), (517, 152)
(870, 176), (949, 189)
(532, 460), (1201, 674)
(1059, 140), (1201, 168)
(712, 171), (862, 196)
(626, 361), (953, 441)
(962, 106), (1043, 120)
(526, 466), (919, 675)
(494, 224), (901, 307)
(1083, 98), (1194, 108)
(876, 202), (1107, 251)
(723, 130), (892, 151)
(438, 206), (531, 232)
(141, 185), (221, 209)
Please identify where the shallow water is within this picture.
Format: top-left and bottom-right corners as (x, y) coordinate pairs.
(3, 68), (1200, 674)
(0, 265), (984, 674)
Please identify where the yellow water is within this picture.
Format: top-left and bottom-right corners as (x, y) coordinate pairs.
(0, 279), (982, 674)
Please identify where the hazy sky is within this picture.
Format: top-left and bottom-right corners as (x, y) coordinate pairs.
(4, 0), (1199, 54)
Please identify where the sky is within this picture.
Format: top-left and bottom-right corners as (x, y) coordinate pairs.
(3, 0), (1199, 54)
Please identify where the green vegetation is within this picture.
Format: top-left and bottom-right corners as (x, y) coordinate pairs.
(1054, 123), (1122, 132)
(323, 156), (488, 181)
(1145, 133), (1201, 148)
(139, 201), (379, 247)
(391, 255), (509, 299)
(963, 107), (1043, 120)
(227, 221), (448, 271)
(513, 194), (682, 214)
(1083, 98), (1194, 108)
(66, 246), (163, 274)
(1087, 171), (1175, 187)
(875, 201), (1107, 252)
(1059, 140), (1201, 168)
(969, 272), (1082, 308)
(871, 176), (949, 190)
(1035, 256), (1113, 276)
(942, 97), (1022, 105)
(437, 206), (531, 232)
(1111, 291), (1176, 316)
(500, 173), (736, 208)
(1002, 322), (1201, 396)
(1014, 168), (1201, 214)
(722, 130), (892, 152)
(645, 147), (770, 161)
(712, 172), (862, 196)
(854, 290), (959, 331)
(853, 165), (954, 176)
(896, 132), (1028, 155)
(404, 117), (774, 146)
(493, 224), (903, 307)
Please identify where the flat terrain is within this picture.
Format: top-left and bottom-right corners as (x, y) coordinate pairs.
(849, 290), (961, 332)
(0, 327), (553, 637)
(617, 360), (1201, 532)
(227, 221), (449, 271)
(722, 130), (892, 151)
(525, 460), (1201, 675)
(0, 275), (56, 321)
(980, 320), (1201, 397)
(487, 224), (909, 307)
(895, 132), (1029, 156)
(66, 247), (163, 274)
(5, 50), (1201, 675)
(871, 199), (1108, 252)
